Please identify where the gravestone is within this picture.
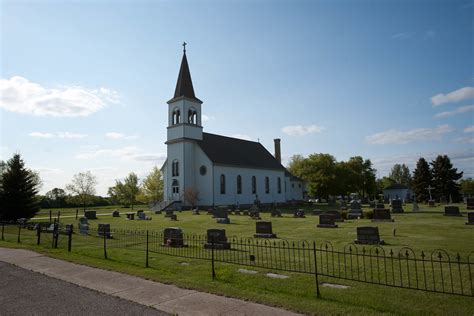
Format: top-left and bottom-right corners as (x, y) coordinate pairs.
(466, 212), (474, 225)
(138, 212), (151, 220)
(372, 209), (394, 222)
(154, 210), (162, 215)
(126, 212), (135, 220)
(328, 199), (337, 207)
(112, 210), (120, 217)
(65, 224), (74, 234)
(428, 200), (436, 207)
(249, 208), (261, 220)
(391, 200), (404, 213)
(312, 209), (323, 216)
(163, 227), (184, 247)
(324, 210), (343, 222)
(317, 214), (338, 228)
(466, 198), (474, 210)
(214, 207), (230, 224)
(376, 203), (385, 209)
(98, 224), (112, 238)
(350, 201), (361, 210)
(347, 201), (363, 219)
(192, 208), (200, 215)
(412, 200), (420, 212)
(293, 209), (305, 218)
(204, 229), (231, 249)
(84, 210), (97, 220)
(444, 206), (461, 216)
(354, 226), (384, 245)
(369, 200), (376, 208)
(165, 209), (174, 218)
(340, 200), (348, 211)
(243, 210), (249, 216)
(136, 210), (144, 217)
(254, 221), (277, 238)
(170, 214), (178, 221)
(78, 217), (89, 235)
(271, 209), (282, 217)
(440, 196), (447, 204)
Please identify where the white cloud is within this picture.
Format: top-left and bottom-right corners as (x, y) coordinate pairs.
(392, 32), (415, 40)
(431, 87), (474, 106)
(281, 125), (325, 136)
(29, 132), (87, 139)
(202, 114), (215, 122)
(231, 134), (252, 141)
(366, 125), (453, 145)
(434, 104), (474, 118)
(75, 146), (165, 164)
(0, 76), (119, 117)
(105, 132), (138, 140)
(454, 137), (474, 144)
(464, 125), (474, 133)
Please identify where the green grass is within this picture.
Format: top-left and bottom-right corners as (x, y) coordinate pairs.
(1, 203), (473, 315)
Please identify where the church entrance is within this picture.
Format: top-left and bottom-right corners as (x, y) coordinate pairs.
(172, 179), (180, 201)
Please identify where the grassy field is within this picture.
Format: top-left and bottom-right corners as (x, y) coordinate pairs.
(1, 203), (473, 315)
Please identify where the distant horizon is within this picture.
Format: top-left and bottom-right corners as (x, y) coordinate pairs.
(1, 0), (473, 195)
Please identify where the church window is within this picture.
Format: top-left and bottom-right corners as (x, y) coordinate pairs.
(265, 177), (269, 194)
(199, 165), (207, 175)
(277, 177), (281, 194)
(237, 175), (242, 194)
(220, 174), (226, 194)
(172, 179), (179, 194)
(172, 160), (179, 176)
(292, 183), (294, 188)
(298, 183), (301, 188)
(252, 176), (256, 194)
(188, 108), (197, 124)
(172, 108), (181, 125)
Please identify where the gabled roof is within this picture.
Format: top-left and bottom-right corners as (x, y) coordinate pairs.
(384, 183), (409, 190)
(196, 133), (285, 171)
(168, 52), (202, 104)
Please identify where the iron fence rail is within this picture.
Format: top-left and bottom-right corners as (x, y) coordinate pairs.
(1, 221), (473, 297)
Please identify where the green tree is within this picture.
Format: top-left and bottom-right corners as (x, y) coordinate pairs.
(287, 154), (305, 179)
(123, 172), (140, 209)
(0, 154), (41, 220)
(460, 178), (474, 197)
(45, 188), (67, 208)
(376, 176), (396, 194)
(300, 153), (337, 198)
(65, 171), (97, 211)
(411, 158), (432, 202)
(430, 155), (463, 202)
(137, 167), (163, 203)
(389, 164), (412, 186)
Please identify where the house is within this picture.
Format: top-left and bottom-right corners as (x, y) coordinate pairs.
(383, 183), (411, 202)
(161, 46), (304, 207)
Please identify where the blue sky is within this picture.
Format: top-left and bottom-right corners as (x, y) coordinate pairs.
(1, 0), (473, 195)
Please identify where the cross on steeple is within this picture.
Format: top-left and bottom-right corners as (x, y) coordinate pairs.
(183, 42), (187, 54)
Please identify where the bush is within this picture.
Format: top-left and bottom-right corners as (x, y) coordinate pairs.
(364, 210), (374, 219)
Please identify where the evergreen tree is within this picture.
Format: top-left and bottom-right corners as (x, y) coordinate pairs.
(389, 164), (412, 186)
(430, 155), (463, 202)
(411, 158), (432, 202)
(0, 154), (40, 220)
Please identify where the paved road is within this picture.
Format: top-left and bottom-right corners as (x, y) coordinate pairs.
(0, 261), (168, 315)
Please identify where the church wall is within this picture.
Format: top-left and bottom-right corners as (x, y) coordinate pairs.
(285, 177), (304, 201)
(191, 145), (214, 206)
(212, 165), (286, 206)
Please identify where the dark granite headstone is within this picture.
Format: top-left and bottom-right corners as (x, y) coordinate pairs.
(444, 206), (461, 216)
(350, 201), (362, 210)
(214, 207), (229, 219)
(317, 214), (338, 228)
(112, 210), (120, 217)
(391, 200), (404, 213)
(354, 226), (384, 245)
(84, 210), (97, 220)
(428, 200), (436, 207)
(254, 221), (277, 238)
(154, 210), (162, 215)
(165, 209), (174, 218)
(136, 210), (144, 216)
(372, 209), (393, 222)
(163, 227), (184, 247)
(293, 209), (305, 218)
(204, 229), (231, 249)
(324, 210), (343, 222)
(249, 209), (261, 220)
(170, 214), (178, 221)
(98, 224), (112, 238)
(466, 212), (474, 225)
(466, 198), (474, 210)
(271, 209), (282, 217)
(126, 212), (135, 220)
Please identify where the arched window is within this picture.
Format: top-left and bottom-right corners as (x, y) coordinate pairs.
(188, 108), (197, 124)
(220, 174), (226, 194)
(277, 177), (281, 194)
(172, 179), (179, 194)
(172, 108), (181, 125)
(236, 175), (242, 194)
(172, 160), (179, 177)
(265, 177), (269, 194)
(252, 176), (256, 194)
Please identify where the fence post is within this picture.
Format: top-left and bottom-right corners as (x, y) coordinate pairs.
(51, 220), (56, 248)
(49, 210), (52, 223)
(313, 241), (321, 298)
(103, 226), (108, 259)
(54, 222), (59, 249)
(17, 223), (21, 243)
(1, 222), (4, 241)
(75, 209), (78, 220)
(146, 230), (149, 268)
(37, 224), (41, 245)
(68, 228), (72, 252)
(211, 235), (216, 280)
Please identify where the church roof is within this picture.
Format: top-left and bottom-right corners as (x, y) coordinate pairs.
(384, 183), (409, 190)
(168, 51), (202, 104)
(197, 133), (286, 171)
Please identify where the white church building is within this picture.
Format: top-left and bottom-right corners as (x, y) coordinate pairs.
(161, 46), (305, 207)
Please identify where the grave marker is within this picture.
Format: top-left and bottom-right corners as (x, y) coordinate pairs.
(372, 209), (394, 222)
(466, 212), (474, 225)
(254, 221), (277, 238)
(317, 214), (338, 228)
(271, 209), (282, 217)
(84, 210), (97, 220)
(444, 206), (462, 217)
(112, 210), (120, 217)
(78, 217), (89, 235)
(324, 210), (343, 222)
(125, 212), (135, 220)
(293, 209), (305, 218)
(98, 224), (112, 238)
(204, 229), (231, 249)
(391, 200), (404, 213)
(466, 198), (474, 210)
(163, 227), (184, 247)
(354, 226), (384, 245)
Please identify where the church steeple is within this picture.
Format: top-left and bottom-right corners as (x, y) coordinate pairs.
(169, 42), (202, 104)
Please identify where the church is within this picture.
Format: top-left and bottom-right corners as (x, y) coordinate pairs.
(161, 45), (305, 207)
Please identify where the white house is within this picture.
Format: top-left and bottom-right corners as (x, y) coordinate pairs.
(161, 47), (304, 207)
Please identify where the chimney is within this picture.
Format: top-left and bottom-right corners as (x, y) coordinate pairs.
(274, 138), (281, 163)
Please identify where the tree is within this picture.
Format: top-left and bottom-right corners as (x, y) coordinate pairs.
(45, 188), (67, 208)
(123, 173), (140, 210)
(65, 171), (97, 211)
(287, 154), (306, 179)
(430, 155), (463, 202)
(0, 154), (41, 220)
(376, 176), (396, 194)
(184, 187), (200, 207)
(137, 167), (163, 203)
(389, 164), (412, 186)
(300, 153), (337, 198)
(460, 178), (474, 197)
(411, 158), (432, 202)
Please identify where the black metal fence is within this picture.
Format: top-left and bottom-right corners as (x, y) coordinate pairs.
(1, 221), (473, 298)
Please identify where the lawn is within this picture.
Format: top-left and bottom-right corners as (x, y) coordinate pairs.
(1, 203), (473, 315)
